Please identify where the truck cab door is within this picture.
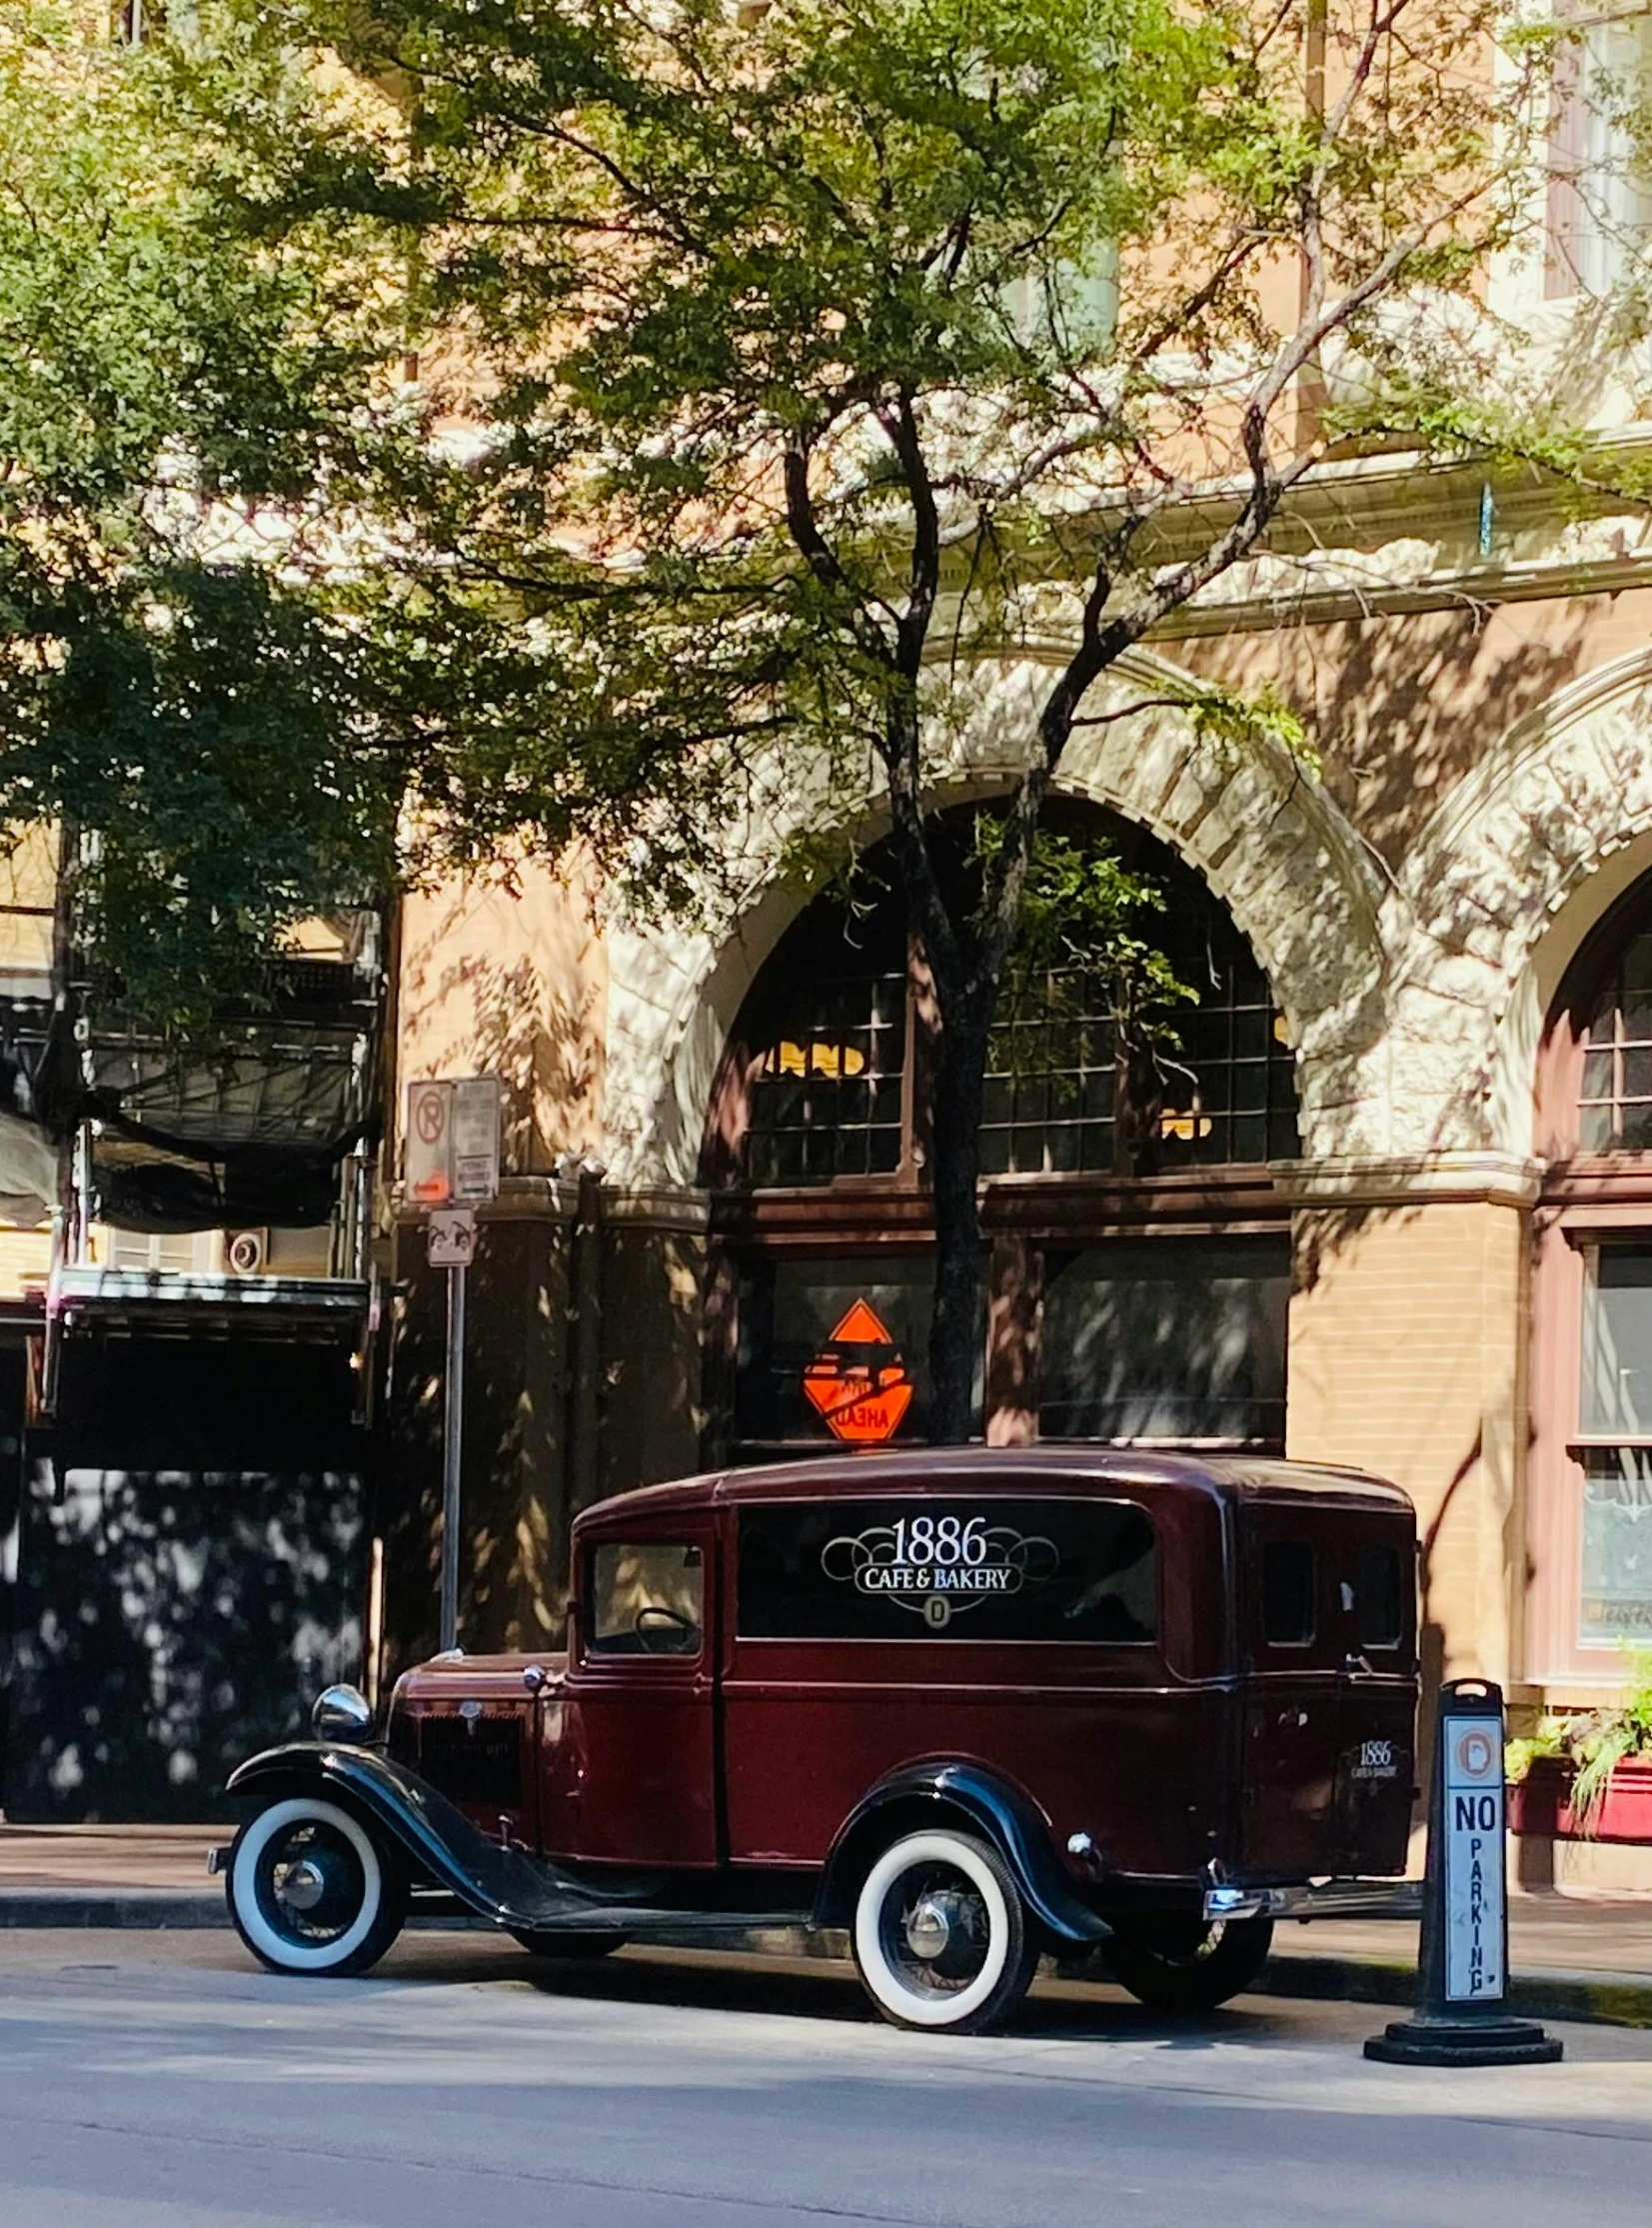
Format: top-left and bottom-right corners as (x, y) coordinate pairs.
(552, 1522), (720, 1869)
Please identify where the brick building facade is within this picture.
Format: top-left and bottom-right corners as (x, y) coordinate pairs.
(7, 3), (1652, 1835)
(388, 440), (1652, 1858)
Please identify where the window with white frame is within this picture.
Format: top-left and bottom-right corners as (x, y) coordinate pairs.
(1545, 5), (1652, 299)
(1575, 1246), (1652, 1643)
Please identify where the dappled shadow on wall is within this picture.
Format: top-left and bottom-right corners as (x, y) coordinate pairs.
(3, 1465), (364, 1823)
(1039, 1241), (1290, 1444)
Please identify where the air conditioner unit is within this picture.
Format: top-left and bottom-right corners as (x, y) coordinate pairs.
(225, 1227), (268, 1277)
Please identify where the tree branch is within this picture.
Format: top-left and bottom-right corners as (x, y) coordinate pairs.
(876, 387), (939, 678)
(781, 439), (898, 667)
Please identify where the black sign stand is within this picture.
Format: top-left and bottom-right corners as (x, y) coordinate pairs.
(1366, 1678), (1561, 2066)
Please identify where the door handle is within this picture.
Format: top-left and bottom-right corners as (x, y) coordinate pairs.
(1343, 1651), (1374, 1676)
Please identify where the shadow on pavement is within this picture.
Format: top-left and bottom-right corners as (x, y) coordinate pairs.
(362, 1930), (1289, 2048)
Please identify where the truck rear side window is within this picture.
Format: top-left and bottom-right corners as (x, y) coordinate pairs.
(1354, 1542), (1406, 1648)
(738, 1496), (1156, 1642)
(1263, 1541), (1314, 1643)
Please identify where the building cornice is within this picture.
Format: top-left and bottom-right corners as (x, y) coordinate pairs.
(388, 1174), (581, 1225)
(601, 1182), (712, 1234)
(1271, 1151), (1544, 1211)
(389, 1174), (712, 1232)
(940, 434), (1652, 643)
(1149, 548), (1652, 638)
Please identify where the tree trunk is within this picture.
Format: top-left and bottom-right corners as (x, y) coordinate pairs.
(926, 996), (989, 1444)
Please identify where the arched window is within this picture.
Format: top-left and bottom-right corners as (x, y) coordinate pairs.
(703, 807), (1299, 1463)
(1530, 875), (1652, 1683)
(706, 810), (1298, 1192)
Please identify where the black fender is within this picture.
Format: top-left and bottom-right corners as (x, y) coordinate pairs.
(814, 1762), (1110, 1946)
(226, 1744), (625, 1935)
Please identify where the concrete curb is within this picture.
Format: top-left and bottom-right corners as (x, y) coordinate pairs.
(1255, 1950), (1652, 2031)
(0, 1891), (227, 1930)
(3, 1891), (1650, 2028)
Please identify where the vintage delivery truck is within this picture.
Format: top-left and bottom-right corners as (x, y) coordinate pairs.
(220, 1447), (1420, 2033)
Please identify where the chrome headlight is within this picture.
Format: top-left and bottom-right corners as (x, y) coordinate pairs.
(311, 1683), (374, 1742)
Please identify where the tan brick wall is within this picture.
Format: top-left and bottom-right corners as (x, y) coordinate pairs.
(1286, 1197), (1529, 1687)
(0, 1222), (50, 1299)
(396, 852), (608, 1177)
(1180, 587), (1652, 873)
(0, 823), (56, 984)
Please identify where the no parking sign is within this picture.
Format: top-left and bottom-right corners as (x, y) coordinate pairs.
(1443, 1714), (1503, 2002)
(1365, 1679), (1560, 2066)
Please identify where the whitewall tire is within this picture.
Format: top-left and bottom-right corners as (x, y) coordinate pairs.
(227, 1794), (406, 1977)
(851, 1827), (1039, 2034)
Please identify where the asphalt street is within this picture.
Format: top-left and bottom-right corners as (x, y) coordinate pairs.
(2, 1929), (1650, 2228)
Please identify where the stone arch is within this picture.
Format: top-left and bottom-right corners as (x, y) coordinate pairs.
(603, 644), (1389, 1186)
(1387, 647), (1652, 1158)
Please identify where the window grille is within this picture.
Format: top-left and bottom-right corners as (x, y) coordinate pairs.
(732, 816), (1299, 1188)
(1578, 926), (1652, 1149)
(746, 966), (907, 1185)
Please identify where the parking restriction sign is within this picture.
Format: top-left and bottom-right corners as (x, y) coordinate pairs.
(450, 1076), (502, 1201)
(407, 1082), (453, 1204)
(427, 1207), (476, 1269)
(406, 1077), (501, 1205)
(1364, 1677), (1561, 2066)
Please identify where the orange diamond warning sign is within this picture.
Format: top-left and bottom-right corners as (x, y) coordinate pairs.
(803, 1300), (914, 1444)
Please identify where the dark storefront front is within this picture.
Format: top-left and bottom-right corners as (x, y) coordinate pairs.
(1, 1318), (370, 1822)
(0, 906), (385, 1821)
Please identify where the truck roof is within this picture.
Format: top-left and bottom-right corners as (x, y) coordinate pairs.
(574, 1445), (1413, 1528)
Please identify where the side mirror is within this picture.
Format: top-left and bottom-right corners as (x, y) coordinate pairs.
(311, 1684), (374, 1742)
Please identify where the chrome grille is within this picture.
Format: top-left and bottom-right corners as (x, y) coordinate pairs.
(415, 1712), (523, 1809)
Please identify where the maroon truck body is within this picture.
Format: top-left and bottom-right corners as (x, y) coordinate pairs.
(386, 1446), (1418, 1897)
(225, 1446), (1419, 2029)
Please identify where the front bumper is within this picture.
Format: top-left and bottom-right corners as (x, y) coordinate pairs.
(1203, 1878), (1423, 1924)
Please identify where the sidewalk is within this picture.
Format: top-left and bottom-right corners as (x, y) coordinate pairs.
(4, 1822), (1651, 2027)
(0, 1825), (224, 1891)
(0, 1823), (228, 1930)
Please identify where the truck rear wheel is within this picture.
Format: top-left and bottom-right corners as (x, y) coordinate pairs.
(227, 1794), (407, 1978)
(851, 1827), (1039, 2034)
(1104, 1914), (1274, 2013)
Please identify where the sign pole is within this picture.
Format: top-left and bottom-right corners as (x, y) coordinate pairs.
(1365, 1677), (1561, 2066)
(439, 1256), (467, 1654)
(410, 1075), (498, 1658)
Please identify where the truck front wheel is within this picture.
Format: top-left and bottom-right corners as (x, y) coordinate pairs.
(227, 1794), (407, 1978)
(851, 1827), (1040, 2034)
(1103, 1914), (1274, 2013)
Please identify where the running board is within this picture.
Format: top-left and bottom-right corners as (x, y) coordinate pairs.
(412, 1898), (815, 1940)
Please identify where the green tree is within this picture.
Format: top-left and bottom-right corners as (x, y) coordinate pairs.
(3, 0), (1600, 1433)
(0, 1), (410, 1020)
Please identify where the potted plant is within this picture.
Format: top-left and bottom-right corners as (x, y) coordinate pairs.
(1507, 1648), (1652, 1842)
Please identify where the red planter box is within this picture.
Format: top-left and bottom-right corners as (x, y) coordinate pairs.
(1508, 1755), (1652, 1842)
